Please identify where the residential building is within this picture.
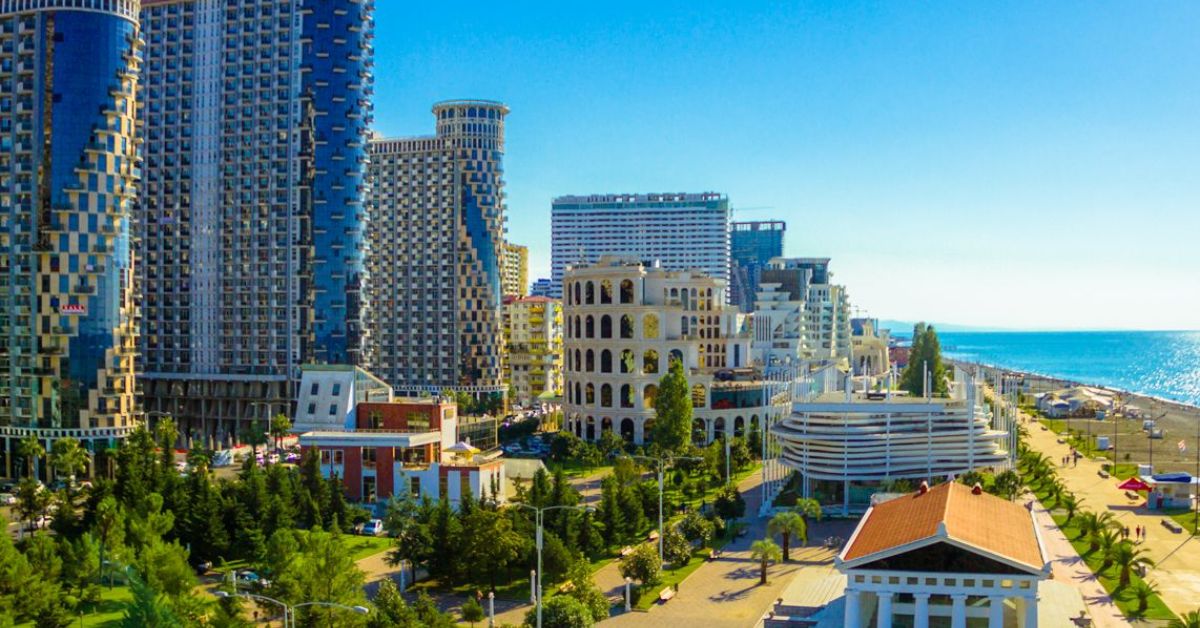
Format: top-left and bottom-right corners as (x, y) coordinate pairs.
(550, 193), (730, 298)
(561, 257), (789, 445)
(501, 242), (528, 297)
(137, 0), (375, 445)
(850, 317), (890, 376)
(293, 366), (505, 506)
(367, 100), (508, 402)
(753, 257), (852, 370)
(730, 220), (785, 311)
(502, 296), (563, 406)
(529, 277), (553, 298)
(770, 368), (1012, 514)
(0, 0), (142, 479)
(835, 481), (1048, 628)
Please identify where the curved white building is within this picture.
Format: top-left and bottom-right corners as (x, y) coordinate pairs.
(772, 375), (1011, 513)
(562, 257), (787, 445)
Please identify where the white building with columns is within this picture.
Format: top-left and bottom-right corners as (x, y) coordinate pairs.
(836, 481), (1050, 628)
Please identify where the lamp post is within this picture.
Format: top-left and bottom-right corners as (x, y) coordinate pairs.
(515, 503), (592, 628)
(214, 592), (369, 628)
(213, 591), (290, 626)
(291, 601), (370, 628)
(627, 454), (702, 563)
(624, 577), (632, 611)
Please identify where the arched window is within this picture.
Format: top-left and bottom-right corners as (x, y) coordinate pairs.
(600, 279), (613, 304)
(585, 383), (595, 404)
(643, 418), (656, 443)
(643, 314), (659, 339)
(620, 349), (635, 373)
(600, 315), (612, 339)
(620, 315), (633, 339)
(574, 349), (582, 372)
(600, 384), (613, 407)
(644, 384), (658, 408)
(692, 418), (707, 446)
(585, 281), (595, 304)
(585, 315), (595, 338)
(585, 349), (595, 372)
(586, 417), (595, 441)
(681, 316), (689, 336)
(643, 349), (659, 374)
(600, 349), (612, 373)
(574, 382), (581, 404)
(669, 349), (684, 366)
(620, 418), (635, 442)
(620, 279), (634, 304)
(601, 417), (613, 433)
(621, 384), (634, 408)
(714, 417), (726, 439)
(692, 384), (706, 408)
(574, 316), (581, 339)
(573, 282), (581, 305)
(734, 416), (745, 437)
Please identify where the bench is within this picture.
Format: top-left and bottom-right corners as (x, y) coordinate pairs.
(658, 587), (676, 603)
(1097, 469), (1110, 479)
(1125, 491), (1140, 501)
(1162, 519), (1184, 533)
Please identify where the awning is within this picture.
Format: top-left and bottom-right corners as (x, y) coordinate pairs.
(1118, 477), (1152, 492)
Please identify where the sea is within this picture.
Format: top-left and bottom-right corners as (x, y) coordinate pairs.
(933, 331), (1200, 405)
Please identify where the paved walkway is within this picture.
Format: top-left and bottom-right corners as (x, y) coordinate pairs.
(1019, 405), (1200, 619)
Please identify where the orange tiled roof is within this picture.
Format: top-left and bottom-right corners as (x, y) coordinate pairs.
(842, 482), (1043, 571)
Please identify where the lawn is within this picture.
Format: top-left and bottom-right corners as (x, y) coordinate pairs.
(546, 460), (613, 480)
(15, 585), (134, 627)
(346, 534), (393, 561)
(1030, 483), (1176, 622)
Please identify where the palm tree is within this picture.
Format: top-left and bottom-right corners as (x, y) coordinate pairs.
(1108, 541), (1154, 587)
(794, 497), (822, 527)
(1074, 512), (1099, 542)
(1097, 529), (1121, 569)
(1168, 610), (1200, 628)
(50, 437), (88, 486)
(1131, 580), (1159, 615)
(767, 511), (807, 561)
(1060, 493), (1083, 523)
(17, 434), (45, 479)
(244, 420), (267, 460)
(269, 413), (292, 454)
(750, 539), (782, 585)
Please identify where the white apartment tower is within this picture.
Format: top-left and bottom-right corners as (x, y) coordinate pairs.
(550, 193), (730, 298)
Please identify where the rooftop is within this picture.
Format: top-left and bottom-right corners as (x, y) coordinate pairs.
(841, 482), (1045, 573)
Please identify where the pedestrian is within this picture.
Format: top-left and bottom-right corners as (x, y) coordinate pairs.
(1135, 525), (1141, 540)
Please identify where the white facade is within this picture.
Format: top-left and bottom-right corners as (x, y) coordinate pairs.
(291, 366), (393, 432)
(550, 193), (730, 298)
(561, 257), (788, 446)
(752, 258), (853, 372)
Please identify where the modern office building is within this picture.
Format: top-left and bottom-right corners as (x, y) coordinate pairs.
(529, 277), (553, 298)
(550, 193), (730, 298)
(502, 296), (563, 406)
(367, 100), (508, 401)
(753, 257), (852, 370)
(501, 242), (528, 298)
(561, 257), (789, 446)
(0, 0), (143, 479)
(137, 0), (375, 445)
(730, 220), (785, 311)
(771, 369), (1012, 515)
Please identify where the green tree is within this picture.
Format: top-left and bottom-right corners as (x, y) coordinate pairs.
(713, 484), (746, 523)
(1108, 541), (1154, 587)
(767, 511), (807, 561)
(618, 543), (661, 586)
(527, 595), (593, 628)
(662, 527), (692, 567)
(274, 528), (367, 628)
(1060, 493), (1083, 523)
(269, 413), (292, 453)
(563, 561), (609, 623)
(651, 360), (693, 453)
(243, 420), (268, 461)
(576, 510), (604, 558)
(992, 470), (1022, 501)
(461, 598), (485, 627)
(460, 507), (527, 589)
(384, 495), (432, 570)
(794, 498), (823, 527)
(1131, 579), (1158, 614)
(50, 437), (88, 485)
(597, 476), (622, 547)
(426, 498), (463, 582)
(617, 482), (647, 541)
(898, 323), (949, 397)
(121, 570), (182, 628)
(14, 477), (48, 536)
(17, 434), (44, 479)
(750, 538), (783, 585)
(678, 511), (714, 547)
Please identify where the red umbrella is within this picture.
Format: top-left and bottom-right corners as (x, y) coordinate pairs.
(1117, 477), (1152, 492)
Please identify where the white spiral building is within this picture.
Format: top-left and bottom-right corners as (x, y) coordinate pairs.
(771, 373), (1012, 513)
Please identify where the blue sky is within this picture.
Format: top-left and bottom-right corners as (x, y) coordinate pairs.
(373, 2), (1200, 331)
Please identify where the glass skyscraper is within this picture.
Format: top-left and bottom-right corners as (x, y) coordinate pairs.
(0, 0), (142, 479)
(367, 100), (508, 401)
(730, 220), (785, 311)
(138, 0), (374, 445)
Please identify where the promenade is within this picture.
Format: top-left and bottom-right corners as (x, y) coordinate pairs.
(1018, 399), (1200, 619)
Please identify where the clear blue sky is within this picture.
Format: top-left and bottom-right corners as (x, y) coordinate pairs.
(373, 1), (1200, 331)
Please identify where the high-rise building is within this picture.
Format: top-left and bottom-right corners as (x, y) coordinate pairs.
(550, 193), (730, 298)
(529, 278), (553, 298)
(730, 220), (785, 311)
(502, 296), (563, 406)
(137, 0), (374, 444)
(561, 257), (788, 446)
(754, 257), (852, 370)
(367, 101), (508, 401)
(0, 0), (142, 479)
(501, 242), (528, 298)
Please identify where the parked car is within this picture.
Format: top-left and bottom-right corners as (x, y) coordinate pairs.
(362, 519), (385, 536)
(193, 560), (213, 575)
(236, 570), (270, 589)
(0, 493), (16, 506)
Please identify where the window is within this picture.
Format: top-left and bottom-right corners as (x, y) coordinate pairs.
(643, 349), (659, 374)
(310, 382), (319, 395)
(643, 314), (659, 339)
(620, 279), (634, 304)
(460, 472), (472, 502)
(363, 476), (377, 503)
(328, 404), (337, 416)
(332, 383), (341, 396)
(307, 403), (316, 416)
(362, 447), (377, 469)
(410, 477), (421, 497)
(320, 450), (330, 464)
(439, 473), (448, 498)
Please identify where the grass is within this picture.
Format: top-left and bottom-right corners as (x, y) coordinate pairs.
(1029, 481), (1177, 621)
(1163, 508), (1200, 535)
(410, 574), (533, 601)
(345, 534), (393, 561)
(545, 460), (613, 480)
(15, 585), (134, 628)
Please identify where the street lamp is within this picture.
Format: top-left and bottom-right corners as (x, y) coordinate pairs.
(213, 590), (290, 626)
(292, 601), (370, 627)
(214, 591), (368, 628)
(514, 503), (592, 628)
(627, 454), (702, 563)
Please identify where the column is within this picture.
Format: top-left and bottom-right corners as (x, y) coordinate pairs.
(1022, 594), (1038, 628)
(913, 593), (930, 628)
(876, 591), (893, 628)
(844, 589), (861, 628)
(988, 595), (1005, 628)
(950, 594), (967, 628)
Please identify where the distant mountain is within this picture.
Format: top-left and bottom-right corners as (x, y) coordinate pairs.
(878, 320), (1014, 336)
